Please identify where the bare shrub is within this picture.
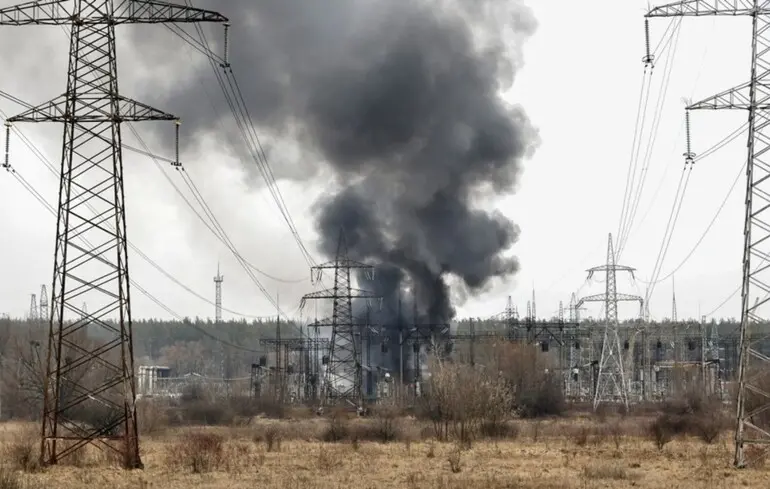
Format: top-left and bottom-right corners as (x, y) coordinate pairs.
(417, 357), (512, 445)
(5, 426), (40, 473)
(426, 442), (436, 458)
(692, 410), (726, 444)
(0, 468), (24, 489)
(137, 400), (168, 435)
(354, 407), (402, 442)
(649, 415), (675, 450)
(572, 426), (590, 447)
(322, 414), (349, 442)
(530, 420), (541, 442)
(317, 447), (342, 472)
(174, 432), (224, 473)
(264, 425), (282, 452)
(447, 447), (462, 473)
(608, 421), (624, 449)
(484, 343), (565, 418)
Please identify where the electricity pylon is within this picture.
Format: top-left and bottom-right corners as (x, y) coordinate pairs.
(577, 234), (642, 410)
(40, 285), (48, 323)
(214, 263), (223, 323)
(645, 0), (770, 468)
(0, 0), (228, 469)
(29, 294), (37, 321)
(300, 230), (379, 408)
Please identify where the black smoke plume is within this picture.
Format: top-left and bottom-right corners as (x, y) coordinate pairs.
(134, 0), (539, 337)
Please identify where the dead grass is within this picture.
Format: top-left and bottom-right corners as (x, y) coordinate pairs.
(0, 418), (764, 488)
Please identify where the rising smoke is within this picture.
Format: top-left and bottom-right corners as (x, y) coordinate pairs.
(134, 0), (539, 330)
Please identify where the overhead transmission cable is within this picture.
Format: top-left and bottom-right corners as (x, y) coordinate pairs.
(616, 18), (682, 258)
(620, 18), (719, 249)
(168, 9), (317, 269)
(636, 127), (748, 286)
(0, 99), (290, 320)
(3, 161), (265, 353)
(618, 20), (682, 256)
(27, 12), (307, 318)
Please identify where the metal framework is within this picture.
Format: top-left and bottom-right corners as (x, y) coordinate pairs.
(29, 293), (37, 321)
(578, 234), (642, 410)
(214, 264), (223, 323)
(0, 0), (228, 469)
(646, 0), (770, 467)
(300, 231), (379, 407)
(40, 285), (49, 323)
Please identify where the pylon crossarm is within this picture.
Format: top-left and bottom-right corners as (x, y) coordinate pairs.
(7, 95), (177, 123)
(0, 0), (70, 26)
(615, 293), (644, 302)
(114, 0), (228, 24)
(646, 0), (762, 17)
(586, 264), (636, 273)
(686, 82), (767, 110)
(6, 95), (67, 123)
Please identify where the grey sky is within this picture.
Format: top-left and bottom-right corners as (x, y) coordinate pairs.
(0, 0), (753, 324)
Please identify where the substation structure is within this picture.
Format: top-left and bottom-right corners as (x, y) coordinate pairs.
(239, 231), (741, 408)
(240, 308), (741, 408)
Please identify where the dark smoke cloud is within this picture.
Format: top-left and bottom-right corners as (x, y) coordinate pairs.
(133, 0), (539, 332)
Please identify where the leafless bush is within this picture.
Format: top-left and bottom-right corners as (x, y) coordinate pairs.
(692, 410), (726, 444)
(316, 447), (342, 472)
(366, 407), (402, 442)
(572, 426), (590, 447)
(608, 421), (624, 449)
(426, 442), (436, 458)
(5, 426), (40, 473)
(484, 343), (565, 418)
(137, 400), (168, 435)
(417, 357), (512, 445)
(322, 414), (350, 442)
(174, 432), (225, 473)
(447, 447), (462, 473)
(0, 468), (24, 489)
(264, 425), (282, 452)
(649, 415), (676, 450)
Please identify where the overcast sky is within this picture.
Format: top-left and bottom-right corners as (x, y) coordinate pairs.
(0, 0), (754, 324)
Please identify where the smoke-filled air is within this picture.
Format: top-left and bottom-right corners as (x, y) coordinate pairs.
(135, 0), (539, 329)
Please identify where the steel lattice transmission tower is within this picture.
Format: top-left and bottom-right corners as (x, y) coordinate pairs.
(301, 231), (379, 408)
(577, 234), (642, 410)
(646, 0), (770, 467)
(214, 263), (223, 323)
(40, 285), (49, 322)
(29, 294), (38, 321)
(0, 0), (228, 469)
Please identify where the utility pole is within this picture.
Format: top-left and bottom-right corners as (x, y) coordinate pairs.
(645, 0), (770, 467)
(578, 233), (643, 410)
(300, 230), (379, 408)
(0, 0), (228, 469)
(214, 263), (223, 323)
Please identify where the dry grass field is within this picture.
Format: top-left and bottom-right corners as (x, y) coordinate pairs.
(0, 416), (768, 489)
